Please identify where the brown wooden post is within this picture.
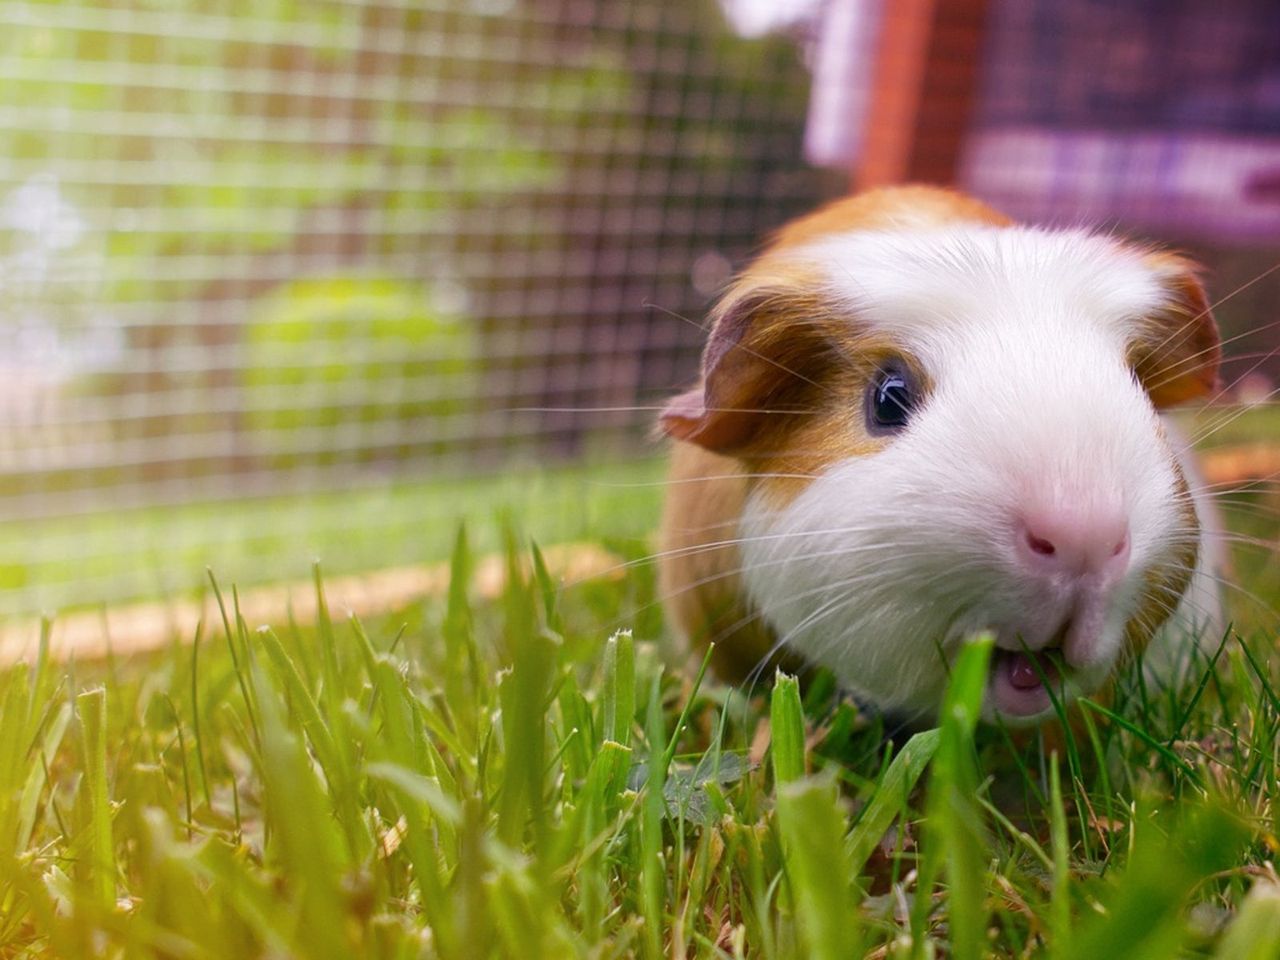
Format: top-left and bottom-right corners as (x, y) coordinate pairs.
(854, 0), (991, 190)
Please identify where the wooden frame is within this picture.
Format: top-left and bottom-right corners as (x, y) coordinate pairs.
(854, 0), (991, 189)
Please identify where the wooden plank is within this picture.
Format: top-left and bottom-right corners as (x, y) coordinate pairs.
(855, 0), (990, 189)
(0, 542), (623, 665)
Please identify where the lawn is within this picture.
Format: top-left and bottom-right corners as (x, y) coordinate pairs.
(0, 456), (669, 617)
(0, 525), (1278, 957)
(1, 409), (1279, 957)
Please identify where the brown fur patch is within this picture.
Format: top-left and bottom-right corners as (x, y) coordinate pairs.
(658, 443), (810, 683)
(656, 290), (928, 679)
(660, 278), (924, 508)
(660, 285), (842, 453)
(1128, 250), (1221, 408)
(749, 341), (929, 509)
(764, 185), (1011, 254)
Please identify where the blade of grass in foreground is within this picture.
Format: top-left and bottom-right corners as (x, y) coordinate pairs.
(1212, 880), (1280, 960)
(76, 687), (114, 913)
(602, 629), (635, 747)
(919, 633), (993, 960)
(571, 739), (632, 935)
(249, 663), (350, 960)
(770, 670), (805, 786)
(845, 727), (938, 883)
(496, 534), (558, 850)
(771, 672), (863, 959)
(777, 774), (863, 960)
(442, 524), (479, 726)
(1061, 802), (1248, 960)
(641, 676), (667, 960)
(1048, 755), (1072, 955)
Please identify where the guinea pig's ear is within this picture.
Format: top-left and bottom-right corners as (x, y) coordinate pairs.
(1131, 253), (1221, 408)
(659, 282), (837, 453)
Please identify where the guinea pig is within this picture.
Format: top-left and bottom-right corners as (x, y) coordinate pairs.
(657, 185), (1224, 725)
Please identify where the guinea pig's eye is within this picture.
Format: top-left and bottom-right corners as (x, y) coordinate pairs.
(866, 364), (917, 433)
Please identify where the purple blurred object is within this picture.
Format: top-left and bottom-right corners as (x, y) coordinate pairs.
(962, 0), (1280, 243)
(719, 0), (1280, 243)
(962, 130), (1280, 244)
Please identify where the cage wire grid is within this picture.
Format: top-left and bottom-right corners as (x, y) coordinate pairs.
(1, 0), (1279, 619)
(0, 0), (836, 616)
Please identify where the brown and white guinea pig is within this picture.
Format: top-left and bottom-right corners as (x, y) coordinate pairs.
(657, 185), (1225, 726)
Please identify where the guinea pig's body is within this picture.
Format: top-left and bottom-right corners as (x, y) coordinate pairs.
(658, 186), (1223, 725)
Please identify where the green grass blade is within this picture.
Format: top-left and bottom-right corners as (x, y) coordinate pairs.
(662, 642), (714, 770)
(256, 626), (342, 779)
(249, 663), (351, 960)
(845, 728), (938, 880)
(442, 524), (480, 722)
(207, 569), (260, 747)
(641, 676), (667, 960)
(365, 762), (462, 828)
(770, 671), (805, 786)
(1212, 880), (1280, 960)
(496, 537), (558, 850)
(77, 687), (115, 912)
(188, 619), (213, 811)
(311, 562), (343, 705)
(529, 539), (563, 635)
(15, 701), (70, 854)
(1235, 635), (1280, 714)
(602, 629), (635, 747)
(1078, 698), (1204, 788)
(777, 774), (862, 960)
(572, 738), (632, 932)
(924, 633), (993, 960)
(1048, 755), (1071, 956)
(1062, 803), (1247, 960)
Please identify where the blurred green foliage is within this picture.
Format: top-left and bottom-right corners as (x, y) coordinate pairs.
(0, 0), (822, 472)
(0, 0), (829, 616)
(242, 275), (477, 464)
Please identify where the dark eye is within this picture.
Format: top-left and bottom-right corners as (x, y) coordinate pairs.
(867, 364), (917, 433)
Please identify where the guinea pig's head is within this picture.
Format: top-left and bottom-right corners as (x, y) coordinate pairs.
(661, 187), (1221, 724)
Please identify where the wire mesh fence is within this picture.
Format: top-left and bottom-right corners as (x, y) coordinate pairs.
(1, 0), (1278, 619)
(0, 0), (837, 616)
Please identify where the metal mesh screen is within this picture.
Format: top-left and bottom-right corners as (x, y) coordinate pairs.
(0, 0), (836, 615)
(3, 0), (1278, 619)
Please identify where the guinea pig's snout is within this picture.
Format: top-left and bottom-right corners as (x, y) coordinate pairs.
(988, 500), (1134, 718)
(1014, 505), (1131, 583)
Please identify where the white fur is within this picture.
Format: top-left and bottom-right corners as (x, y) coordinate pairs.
(736, 226), (1212, 723)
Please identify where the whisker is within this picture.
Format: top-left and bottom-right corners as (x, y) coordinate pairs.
(1189, 386), (1280, 446)
(506, 404), (823, 416)
(642, 297), (826, 391)
(1143, 257), (1280, 392)
(585, 471), (819, 489)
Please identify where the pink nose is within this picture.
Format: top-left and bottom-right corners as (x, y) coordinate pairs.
(1016, 505), (1130, 580)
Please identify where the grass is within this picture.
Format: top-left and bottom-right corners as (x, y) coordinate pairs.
(0, 519), (1277, 959)
(0, 456), (668, 616)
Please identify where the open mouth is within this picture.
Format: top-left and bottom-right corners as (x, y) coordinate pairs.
(990, 648), (1064, 717)
(988, 621), (1072, 718)
(1006, 648), (1059, 690)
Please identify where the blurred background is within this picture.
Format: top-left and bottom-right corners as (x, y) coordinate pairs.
(0, 0), (1277, 619)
